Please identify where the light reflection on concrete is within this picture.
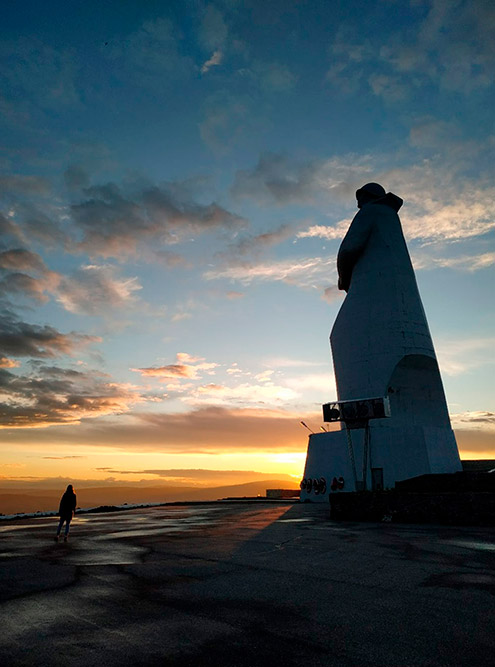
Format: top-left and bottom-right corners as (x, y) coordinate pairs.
(442, 540), (495, 552)
(1, 502), (495, 666)
(0, 522), (54, 532)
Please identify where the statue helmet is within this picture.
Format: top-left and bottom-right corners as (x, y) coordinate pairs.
(355, 182), (386, 200)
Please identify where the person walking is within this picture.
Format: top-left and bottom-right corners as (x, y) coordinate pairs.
(55, 484), (77, 542)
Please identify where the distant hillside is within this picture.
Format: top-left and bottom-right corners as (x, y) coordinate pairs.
(0, 479), (299, 515)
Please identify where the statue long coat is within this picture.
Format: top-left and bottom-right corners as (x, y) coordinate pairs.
(331, 193), (451, 429)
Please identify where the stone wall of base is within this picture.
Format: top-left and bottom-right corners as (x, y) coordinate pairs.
(329, 491), (495, 526)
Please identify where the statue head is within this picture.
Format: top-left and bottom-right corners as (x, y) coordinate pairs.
(356, 182), (386, 208)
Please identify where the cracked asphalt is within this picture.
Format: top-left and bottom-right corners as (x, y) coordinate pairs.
(1, 502), (494, 666)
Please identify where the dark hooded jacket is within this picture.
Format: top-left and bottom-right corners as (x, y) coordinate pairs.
(58, 488), (77, 519)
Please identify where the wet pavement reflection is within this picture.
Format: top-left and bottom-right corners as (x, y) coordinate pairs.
(1, 502), (494, 666)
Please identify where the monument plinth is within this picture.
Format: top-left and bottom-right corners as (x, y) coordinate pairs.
(301, 183), (461, 502)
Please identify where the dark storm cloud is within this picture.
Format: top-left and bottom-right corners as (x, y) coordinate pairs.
(0, 310), (100, 358)
(0, 364), (142, 427)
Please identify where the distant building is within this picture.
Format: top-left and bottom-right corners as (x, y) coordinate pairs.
(266, 489), (300, 499)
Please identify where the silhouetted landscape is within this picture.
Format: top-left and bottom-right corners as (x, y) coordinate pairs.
(0, 479), (299, 515)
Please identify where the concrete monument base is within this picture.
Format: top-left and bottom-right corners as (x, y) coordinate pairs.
(300, 423), (461, 503)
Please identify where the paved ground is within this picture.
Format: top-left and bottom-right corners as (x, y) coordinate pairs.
(0, 502), (494, 666)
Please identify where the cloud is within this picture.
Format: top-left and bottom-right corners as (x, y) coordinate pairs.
(42, 455), (86, 460)
(64, 165), (90, 191)
(0, 406), (318, 453)
(90, 468), (293, 485)
(135, 364), (198, 380)
(218, 223), (295, 264)
(132, 353), (218, 381)
(0, 310), (100, 359)
(0, 248), (47, 273)
(226, 291), (244, 299)
(171, 312), (193, 323)
(199, 5), (229, 52)
(326, 1), (495, 98)
(188, 381), (298, 407)
(412, 251), (495, 273)
(199, 91), (268, 154)
(322, 285), (341, 303)
(296, 221), (349, 241)
(201, 49), (223, 74)
(56, 264), (142, 315)
(69, 178), (246, 258)
(106, 18), (193, 87)
(204, 256), (335, 289)
(450, 411), (495, 432)
(231, 152), (372, 205)
(0, 246), (146, 315)
(0, 213), (23, 243)
(435, 337), (495, 376)
(0, 364), (144, 428)
(13, 203), (68, 248)
(0, 357), (19, 368)
(0, 37), (79, 111)
(152, 250), (190, 268)
(263, 358), (322, 369)
(239, 143), (494, 248)
(0, 174), (51, 196)
(368, 73), (408, 102)
(284, 372), (336, 394)
(255, 62), (297, 93)
(0, 247), (60, 304)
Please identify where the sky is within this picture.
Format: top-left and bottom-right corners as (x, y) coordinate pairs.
(1, 0), (494, 491)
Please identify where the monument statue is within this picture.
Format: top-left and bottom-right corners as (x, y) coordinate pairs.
(332, 182), (452, 429)
(300, 183), (462, 500)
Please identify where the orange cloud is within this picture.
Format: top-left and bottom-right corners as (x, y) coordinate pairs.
(133, 352), (218, 381)
(0, 356), (19, 368)
(0, 406), (322, 453)
(0, 365), (144, 428)
(134, 364), (198, 379)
